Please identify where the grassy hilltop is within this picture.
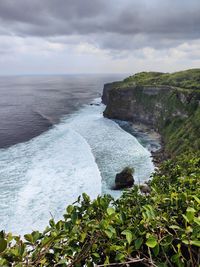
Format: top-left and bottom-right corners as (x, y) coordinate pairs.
(110, 69), (200, 91)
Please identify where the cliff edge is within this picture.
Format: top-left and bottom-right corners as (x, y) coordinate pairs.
(102, 69), (200, 156)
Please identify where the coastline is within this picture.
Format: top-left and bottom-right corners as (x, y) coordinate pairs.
(114, 120), (165, 167)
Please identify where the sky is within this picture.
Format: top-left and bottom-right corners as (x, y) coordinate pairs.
(0, 0), (200, 75)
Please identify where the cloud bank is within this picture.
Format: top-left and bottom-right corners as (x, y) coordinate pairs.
(0, 0), (199, 74)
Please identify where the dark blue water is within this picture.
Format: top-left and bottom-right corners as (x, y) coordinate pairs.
(0, 74), (125, 148)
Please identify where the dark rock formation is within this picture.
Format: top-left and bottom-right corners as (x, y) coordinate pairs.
(102, 82), (118, 105)
(103, 84), (185, 128)
(102, 77), (200, 156)
(115, 167), (134, 190)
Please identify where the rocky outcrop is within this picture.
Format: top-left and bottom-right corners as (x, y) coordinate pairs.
(102, 82), (121, 105)
(102, 83), (112, 105)
(115, 167), (134, 190)
(102, 77), (200, 156)
(102, 84), (192, 129)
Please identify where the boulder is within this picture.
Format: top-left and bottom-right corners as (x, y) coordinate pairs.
(115, 167), (134, 190)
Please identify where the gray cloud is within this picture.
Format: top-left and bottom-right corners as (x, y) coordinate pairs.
(0, 0), (199, 54)
(0, 0), (107, 35)
(0, 2), (199, 34)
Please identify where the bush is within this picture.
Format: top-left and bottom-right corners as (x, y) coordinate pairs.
(0, 153), (199, 266)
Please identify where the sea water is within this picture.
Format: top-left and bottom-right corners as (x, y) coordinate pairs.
(0, 75), (154, 235)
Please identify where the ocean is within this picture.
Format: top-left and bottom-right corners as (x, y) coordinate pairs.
(0, 74), (154, 234)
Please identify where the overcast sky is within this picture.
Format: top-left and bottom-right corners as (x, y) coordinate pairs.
(0, 0), (199, 75)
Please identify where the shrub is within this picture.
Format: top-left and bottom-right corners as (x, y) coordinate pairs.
(0, 153), (199, 266)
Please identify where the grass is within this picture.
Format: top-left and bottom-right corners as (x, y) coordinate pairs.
(120, 69), (200, 91)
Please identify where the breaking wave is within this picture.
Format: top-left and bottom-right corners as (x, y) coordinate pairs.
(0, 99), (154, 234)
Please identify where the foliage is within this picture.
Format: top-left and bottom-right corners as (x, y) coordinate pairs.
(123, 69), (200, 91)
(0, 154), (199, 266)
(163, 106), (200, 156)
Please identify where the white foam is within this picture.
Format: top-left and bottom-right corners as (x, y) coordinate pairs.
(0, 124), (101, 234)
(65, 99), (154, 198)
(0, 99), (154, 234)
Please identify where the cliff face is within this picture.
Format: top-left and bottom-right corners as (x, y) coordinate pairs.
(102, 70), (200, 156)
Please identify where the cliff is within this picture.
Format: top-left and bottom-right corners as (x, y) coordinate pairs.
(1, 74), (199, 267)
(102, 69), (200, 156)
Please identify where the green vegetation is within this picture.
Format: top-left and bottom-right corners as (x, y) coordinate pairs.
(163, 106), (200, 156)
(0, 69), (200, 266)
(0, 153), (199, 266)
(122, 69), (200, 90)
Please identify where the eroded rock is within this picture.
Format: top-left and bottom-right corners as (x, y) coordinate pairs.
(115, 167), (134, 190)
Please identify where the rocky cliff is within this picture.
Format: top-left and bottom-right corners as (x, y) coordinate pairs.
(102, 70), (200, 156)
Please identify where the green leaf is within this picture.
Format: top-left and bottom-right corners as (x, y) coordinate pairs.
(107, 207), (115, 216)
(191, 240), (200, 247)
(194, 217), (200, 226)
(104, 256), (110, 264)
(152, 244), (159, 256)
(0, 238), (7, 253)
(115, 253), (125, 261)
(135, 238), (143, 249)
(122, 230), (132, 244)
(71, 211), (78, 224)
(126, 232), (132, 245)
(40, 236), (53, 248)
(24, 234), (33, 243)
(186, 207), (195, 222)
(193, 195), (200, 204)
(182, 214), (189, 223)
(32, 231), (40, 243)
(49, 218), (55, 227)
(120, 211), (126, 222)
(80, 232), (87, 242)
(146, 236), (157, 248)
(108, 226), (116, 234)
(182, 239), (189, 245)
(171, 253), (185, 267)
(67, 205), (74, 214)
(143, 205), (155, 219)
(104, 230), (113, 239)
(110, 245), (122, 251)
(18, 243), (25, 256)
(185, 226), (192, 234)
(92, 252), (100, 258)
(170, 225), (181, 230)
(82, 193), (90, 202)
